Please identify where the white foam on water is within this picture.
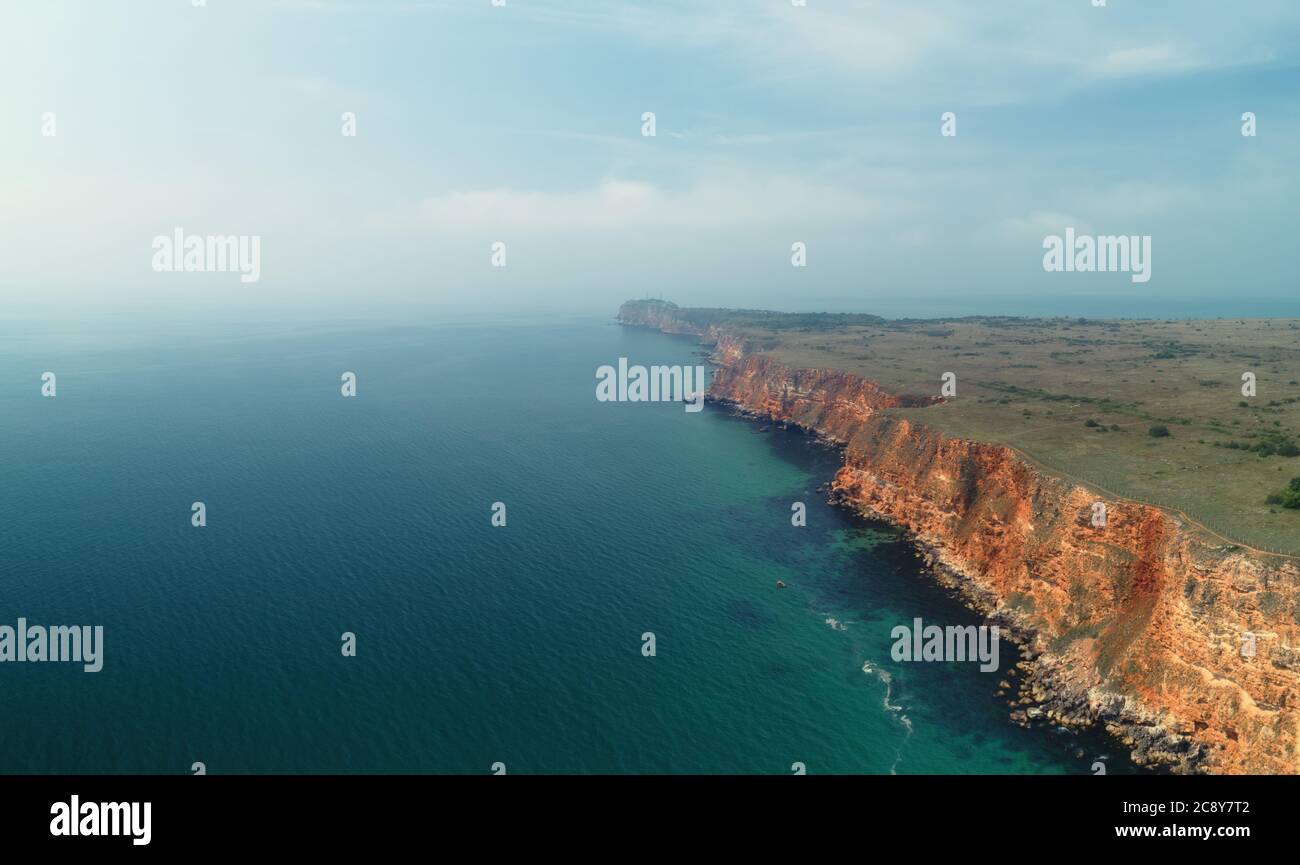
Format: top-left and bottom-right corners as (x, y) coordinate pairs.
(862, 660), (911, 774)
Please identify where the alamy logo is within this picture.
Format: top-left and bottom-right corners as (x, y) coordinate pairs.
(1042, 228), (1151, 284)
(596, 358), (706, 413)
(50, 796), (150, 846)
(0, 618), (103, 672)
(890, 617), (1000, 672)
(151, 228), (261, 283)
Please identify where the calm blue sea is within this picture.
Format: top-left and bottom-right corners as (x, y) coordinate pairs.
(0, 314), (1129, 773)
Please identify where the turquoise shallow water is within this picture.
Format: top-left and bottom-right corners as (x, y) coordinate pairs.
(0, 315), (1128, 773)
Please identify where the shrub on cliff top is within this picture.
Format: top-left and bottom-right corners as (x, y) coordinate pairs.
(1266, 478), (1300, 509)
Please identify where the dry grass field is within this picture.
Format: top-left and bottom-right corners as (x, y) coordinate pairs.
(686, 309), (1300, 556)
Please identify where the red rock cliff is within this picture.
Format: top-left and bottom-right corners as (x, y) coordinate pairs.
(621, 300), (1300, 774)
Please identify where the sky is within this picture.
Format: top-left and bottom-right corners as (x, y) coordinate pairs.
(1, 0), (1299, 318)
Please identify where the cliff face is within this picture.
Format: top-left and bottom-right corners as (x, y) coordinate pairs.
(832, 416), (1300, 774)
(710, 355), (942, 432)
(617, 299), (747, 365)
(617, 299), (698, 336)
(620, 300), (1300, 774)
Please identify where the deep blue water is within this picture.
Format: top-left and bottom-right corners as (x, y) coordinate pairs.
(0, 315), (1128, 773)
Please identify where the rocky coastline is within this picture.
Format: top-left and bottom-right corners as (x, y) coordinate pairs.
(619, 298), (1300, 774)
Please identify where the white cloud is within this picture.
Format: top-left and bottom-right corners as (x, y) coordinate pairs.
(891, 229), (931, 249)
(998, 211), (1092, 240)
(399, 177), (878, 233)
(1087, 44), (1192, 79)
(1075, 182), (1202, 219)
(997, 182), (1202, 241)
(505, 0), (1300, 103)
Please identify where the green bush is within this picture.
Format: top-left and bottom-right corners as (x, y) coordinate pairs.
(1213, 434), (1298, 457)
(1148, 425), (1171, 438)
(1266, 477), (1300, 509)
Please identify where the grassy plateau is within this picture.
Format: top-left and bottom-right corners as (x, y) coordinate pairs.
(676, 306), (1300, 557)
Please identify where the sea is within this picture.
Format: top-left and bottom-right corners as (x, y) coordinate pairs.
(0, 312), (1133, 773)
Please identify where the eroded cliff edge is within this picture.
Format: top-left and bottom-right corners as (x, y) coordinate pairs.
(619, 299), (1300, 774)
